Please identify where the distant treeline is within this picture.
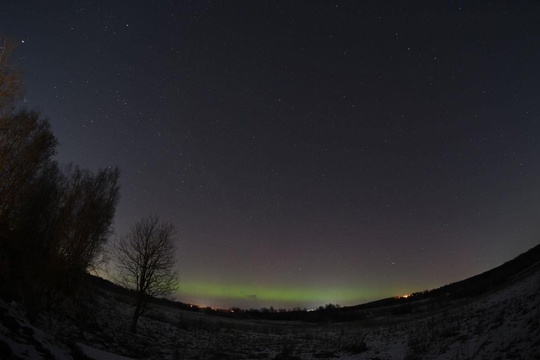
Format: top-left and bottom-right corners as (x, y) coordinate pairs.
(137, 242), (540, 322)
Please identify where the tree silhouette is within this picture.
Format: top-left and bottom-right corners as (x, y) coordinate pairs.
(0, 34), (120, 303)
(0, 35), (22, 114)
(0, 110), (57, 223)
(113, 216), (178, 333)
(52, 165), (120, 276)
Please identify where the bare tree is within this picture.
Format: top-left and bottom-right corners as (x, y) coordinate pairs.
(53, 165), (120, 275)
(0, 35), (23, 114)
(0, 109), (58, 300)
(113, 216), (178, 333)
(0, 34), (120, 304)
(0, 109), (57, 223)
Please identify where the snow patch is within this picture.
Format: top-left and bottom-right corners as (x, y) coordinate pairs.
(77, 342), (136, 360)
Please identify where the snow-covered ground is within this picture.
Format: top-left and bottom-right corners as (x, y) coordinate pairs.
(0, 299), (72, 359)
(77, 343), (135, 360)
(1, 264), (539, 359)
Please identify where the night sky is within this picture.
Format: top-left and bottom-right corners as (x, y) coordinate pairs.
(2, 1), (540, 309)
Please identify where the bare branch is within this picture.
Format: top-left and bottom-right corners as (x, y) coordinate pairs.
(112, 216), (178, 333)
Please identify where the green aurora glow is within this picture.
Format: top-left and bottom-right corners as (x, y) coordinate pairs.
(176, 281), (389, 308)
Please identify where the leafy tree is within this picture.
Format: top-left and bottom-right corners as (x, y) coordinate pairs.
(113, 216), (178, 333)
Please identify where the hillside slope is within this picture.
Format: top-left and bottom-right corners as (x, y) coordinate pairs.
(1, 244), (540, 359)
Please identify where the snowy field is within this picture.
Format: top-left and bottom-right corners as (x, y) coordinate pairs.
(1, 264), (540, 359)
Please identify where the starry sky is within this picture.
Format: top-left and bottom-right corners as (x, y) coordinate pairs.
(2, 0), (540, 309)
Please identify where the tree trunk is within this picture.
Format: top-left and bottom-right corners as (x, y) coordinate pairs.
(130, 306), (140, 333)
(130, 291), (147, 333)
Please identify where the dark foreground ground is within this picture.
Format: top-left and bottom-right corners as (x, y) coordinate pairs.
(1, 257), (540, 359)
